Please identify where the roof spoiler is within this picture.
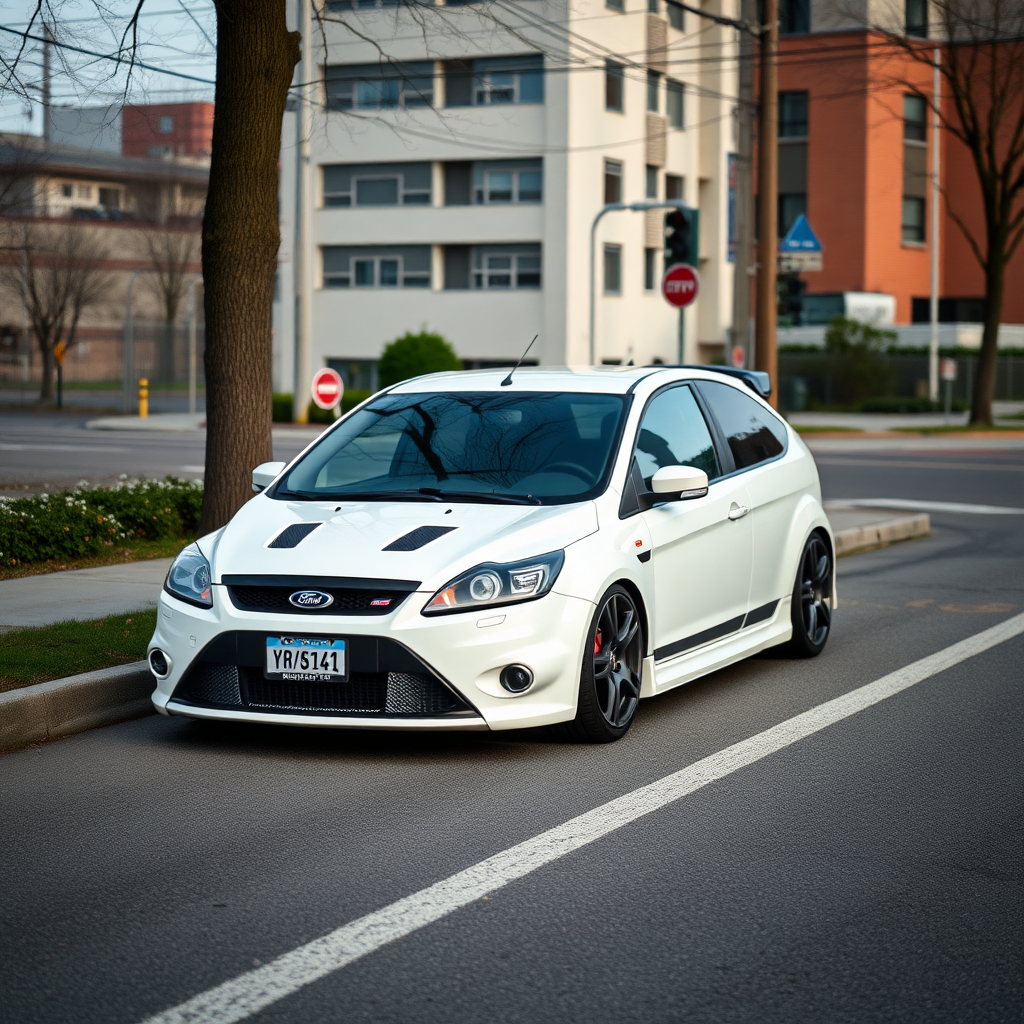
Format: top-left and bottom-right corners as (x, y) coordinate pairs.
(649, 365), (772, 399)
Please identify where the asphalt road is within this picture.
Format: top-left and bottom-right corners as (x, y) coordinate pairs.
(1, 443), (1022, 1024)
(0, 413), (318, 491)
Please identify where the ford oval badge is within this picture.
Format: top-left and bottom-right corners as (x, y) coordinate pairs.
(288, 589), (334, 610)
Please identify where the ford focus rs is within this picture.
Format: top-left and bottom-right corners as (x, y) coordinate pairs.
(148, 365), (835, 742)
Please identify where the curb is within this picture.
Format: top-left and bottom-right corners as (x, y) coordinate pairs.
(0, 661), (152, 752)
(1, 515), (930, 752)
(833, 513), (930, 556)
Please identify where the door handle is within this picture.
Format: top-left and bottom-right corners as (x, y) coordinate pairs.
(728, 503), (749, 521)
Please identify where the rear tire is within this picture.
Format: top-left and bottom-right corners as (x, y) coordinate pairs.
(563, 585), (644, 743)
(784, 531), (833, 657)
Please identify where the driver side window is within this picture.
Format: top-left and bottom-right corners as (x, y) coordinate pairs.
(634, 386), (720, 488)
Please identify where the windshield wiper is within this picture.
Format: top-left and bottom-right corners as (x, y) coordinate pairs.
(281, 489), (445, 502)
(418, 488), (541, 505)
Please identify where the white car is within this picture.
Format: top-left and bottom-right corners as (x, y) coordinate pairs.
(148, 366), (835, 743)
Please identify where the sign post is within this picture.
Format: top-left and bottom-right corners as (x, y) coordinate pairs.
(53, 340), (66, 410)
(940, 357), (957, 424)
(663, 264), (700, 363)
(311, 367), (344, 418)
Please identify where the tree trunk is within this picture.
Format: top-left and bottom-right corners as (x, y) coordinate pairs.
(198, 1), (300, 535)
(38, 334), (54, 401)
(970, 250), (1005, 426)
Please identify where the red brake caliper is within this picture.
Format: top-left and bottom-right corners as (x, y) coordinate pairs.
(594, 628), (603, 657)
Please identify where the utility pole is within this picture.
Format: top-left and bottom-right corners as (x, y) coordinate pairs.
(732, 0), (756, 369)
(928, 48), (941, 403)
(41, 23), (53, 143)
(755, 0), (779, 406)
(291, 0), (314, 424)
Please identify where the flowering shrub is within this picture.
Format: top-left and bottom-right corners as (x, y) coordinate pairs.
(0, 477), (203, 566)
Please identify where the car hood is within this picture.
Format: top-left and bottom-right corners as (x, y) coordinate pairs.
(206, 495), (599, 592)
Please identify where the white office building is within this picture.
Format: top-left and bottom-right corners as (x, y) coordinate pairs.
(273, 0), (740, 395)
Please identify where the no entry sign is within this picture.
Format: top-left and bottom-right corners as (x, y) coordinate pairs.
(663, 263), (700, 308)
(311, 367), (344, 410)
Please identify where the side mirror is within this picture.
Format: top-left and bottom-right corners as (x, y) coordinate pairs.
(650, 465), (709, 500)
(252, 461), (286, 493)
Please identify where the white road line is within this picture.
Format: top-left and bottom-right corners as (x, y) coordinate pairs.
(830, 498), (1024, 515)
(0, 443), (129, 453)
(140, 612), (1024, 1024)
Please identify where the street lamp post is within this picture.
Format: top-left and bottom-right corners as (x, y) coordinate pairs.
(123, 268), (152, 415)
(589, 200), (691, 366)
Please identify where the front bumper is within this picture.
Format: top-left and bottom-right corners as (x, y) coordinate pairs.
(149, 582), (595, 731)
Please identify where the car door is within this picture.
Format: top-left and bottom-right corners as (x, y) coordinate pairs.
(695, 380), (795, 624)
(632, 384), (753, 662)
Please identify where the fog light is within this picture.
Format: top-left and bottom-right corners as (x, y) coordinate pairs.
(149, 649), (170, 678)
(499, 664), (533, 694)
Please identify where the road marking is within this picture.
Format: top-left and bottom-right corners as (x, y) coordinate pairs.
(0, 443), (129, 453)
(815, 457), (1024, 473)
(830, 498), (1024, 515)
(139, 612), (1024, 1024)
(178, 466), (205, 473)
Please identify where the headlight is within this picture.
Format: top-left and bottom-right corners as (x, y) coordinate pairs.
(422, 550), (565, 616)
(164, 543), (213, 608)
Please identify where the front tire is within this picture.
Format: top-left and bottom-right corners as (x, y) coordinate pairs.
(784, 531), (833, 657)
(563, 585), (644, 743)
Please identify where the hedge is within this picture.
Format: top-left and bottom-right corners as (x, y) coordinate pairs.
(272, 391), (372, 423)
(0, 477), (203, 567)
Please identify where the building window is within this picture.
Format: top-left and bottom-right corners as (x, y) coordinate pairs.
(668, 1), (684, 30)
(325, 61), (434, 111)
(444, 55), (544, 107)
(648, 0), (660, 11)
(779, 0), (810, 35)
(605, 60), (625, 112)
(472, 244), (542, 289)
(77, 183), (93, 199)
(779, 91), (809, 137)
(665, 173), (683, 200)
(322, 245), (432, 288)
(644, 247), (658, 290)
(905, 0), (928, 37)
(158, 114), (174, 134)
(604, 159), (623, 204)
(779, 193), (806, 237)
(60, 183), (73, 198)
(604, 244), (623, 294)
(646, 165), (658, 199)
(607, 0), (624, 10)
(666, 79), (684, 129)
(902, 196), (925, 243)
(647, 71), (661, 113)
(98, 187), (121, 209)
(904, 94), (927, 142)
(323, 162), (432, 207)
(474, 159), (543, 203)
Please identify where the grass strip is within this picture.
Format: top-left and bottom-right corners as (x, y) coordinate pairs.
(890, 424), (1024, 435)
(0, 609), (157, 693)
(791, 425), (865, 434)
(0, 537), (187, 581)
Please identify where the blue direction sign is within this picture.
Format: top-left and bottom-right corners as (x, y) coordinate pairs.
(780, 214), (822, 252)
(778, 214), (822, 272)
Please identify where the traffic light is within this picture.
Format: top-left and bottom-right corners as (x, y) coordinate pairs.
(777, 274), (806, 324)
(664, 207), (698, 267)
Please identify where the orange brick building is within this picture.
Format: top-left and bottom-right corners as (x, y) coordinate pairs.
(770, 28), (1024, 326)
(121, 102), (214, 161)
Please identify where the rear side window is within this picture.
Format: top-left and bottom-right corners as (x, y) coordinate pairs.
(697, 381), (787, 469)
(634, 385), (720, 487)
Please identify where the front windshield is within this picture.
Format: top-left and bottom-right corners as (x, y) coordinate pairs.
(275, 391), (628, 504)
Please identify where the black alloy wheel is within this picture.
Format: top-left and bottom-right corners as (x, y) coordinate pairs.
(786, 531), (833, 657)
(565, 584), (645, 742)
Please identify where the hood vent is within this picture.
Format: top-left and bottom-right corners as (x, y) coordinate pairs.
(383, 525), (457, 552)
(267, 523), (322, 549)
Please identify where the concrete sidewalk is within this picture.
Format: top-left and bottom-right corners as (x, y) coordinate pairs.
(0, 558), (173, 633)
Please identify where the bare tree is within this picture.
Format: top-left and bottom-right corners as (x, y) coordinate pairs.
(868, 1), (1024, 424)
(0, 132), (44, 218)
(140, 223), (200, 384)
(0, 220), (111, 400)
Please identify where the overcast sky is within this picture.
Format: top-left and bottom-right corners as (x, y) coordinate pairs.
(0, 0), (217, 134)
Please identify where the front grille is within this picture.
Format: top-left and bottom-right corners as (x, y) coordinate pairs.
(228, 586), (412, 615)
(172, 632), (476, 719)
(248, 672), (386, 712)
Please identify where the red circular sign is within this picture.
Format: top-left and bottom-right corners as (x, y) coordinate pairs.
(731, 344), (745, 369)
(662, 263), (700, 308)
(310, 368), (344, 410)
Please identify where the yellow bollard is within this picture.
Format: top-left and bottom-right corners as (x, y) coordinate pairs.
(138, 377), (149, 419)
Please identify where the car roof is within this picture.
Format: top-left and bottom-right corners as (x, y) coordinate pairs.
(387, 365), (762, 396)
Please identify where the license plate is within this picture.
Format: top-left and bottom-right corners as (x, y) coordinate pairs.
(265, 636), (346, 681)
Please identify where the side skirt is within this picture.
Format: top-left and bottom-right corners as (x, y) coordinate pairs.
(647, 596), (793, 697)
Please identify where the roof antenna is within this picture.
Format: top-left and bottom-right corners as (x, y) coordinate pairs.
(500, 334), (538, 387)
